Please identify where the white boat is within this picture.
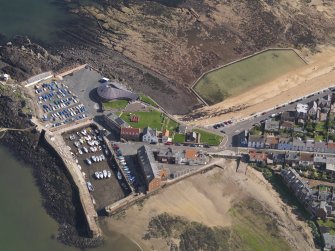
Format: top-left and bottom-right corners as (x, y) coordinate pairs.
(78, 149), (83, 155)
(77, 165), (82, 170)
(86, 158), (92, 165)
(95, 172), (100, 179)
(99, 172), (104, 179)
(103, 170), (108, 178)
(117, 171), (122, 180)
(107, 171), (111, 178)
(86, 182), (94, 192)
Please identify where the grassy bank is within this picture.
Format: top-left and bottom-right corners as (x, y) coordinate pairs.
(103, 100), (128, 110)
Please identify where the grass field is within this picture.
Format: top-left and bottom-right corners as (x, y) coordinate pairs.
(193, 129), (223, 146)
(103, 100), (128, 110)
(120, 111), (163, 129)
(194, 49), (306, 105)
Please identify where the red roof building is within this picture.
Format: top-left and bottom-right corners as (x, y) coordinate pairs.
(130, 114), (140, 123)
(121, 127), (141, 141)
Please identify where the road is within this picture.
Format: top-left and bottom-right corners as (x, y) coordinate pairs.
(206, 87), (335, 147)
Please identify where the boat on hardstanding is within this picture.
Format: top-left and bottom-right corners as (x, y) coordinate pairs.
(87, 181), (94, 192)
(107, 170), (111, 178)
(117, 171), (122, 180)
(99, 171), (104, 179)
(103, 170), (108, 178)
(95, 172), (100, 179)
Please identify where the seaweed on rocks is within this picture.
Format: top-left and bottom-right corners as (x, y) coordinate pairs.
(0, 87), (103, 248)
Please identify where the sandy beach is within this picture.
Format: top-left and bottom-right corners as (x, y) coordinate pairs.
(101, 160), (316, 251)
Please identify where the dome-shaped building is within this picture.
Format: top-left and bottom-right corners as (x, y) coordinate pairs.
(97, 82), (138, 101)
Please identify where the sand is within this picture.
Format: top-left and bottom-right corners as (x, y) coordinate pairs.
(101, 160), (316, 251)
(186, 46), (335, 126)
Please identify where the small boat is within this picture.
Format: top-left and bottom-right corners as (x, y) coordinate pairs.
(86, 158), (92, 165)
(117, 171), (122, 180)
(99, 171), (104, 179)
(86, 182), (94, 192)
(103, 170), (108, 178)
(77, 165), (82, 170)
(107, 171), (111, 178)
(95, 172), (100, 179)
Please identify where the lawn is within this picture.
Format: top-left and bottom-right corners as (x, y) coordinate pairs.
(162, 116), (179, 131)
(193, 49), (306, 105)
(314, 134), (324, 142)
(173, 133), (186, 143)
(103, 100), (128, 110)
(193, 129), (223, 146)
(120, 111), (163, 129)
(140, 94), (159, 108)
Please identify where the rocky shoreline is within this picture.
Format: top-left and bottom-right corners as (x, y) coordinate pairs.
(0, 87), (103, 248)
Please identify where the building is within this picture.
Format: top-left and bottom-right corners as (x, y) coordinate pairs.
(97, 82), (139, 101)
(280, 121), (295, 131)
(186, 131), (199, 143)
(264, 135), (279, 149)
(248, 135), (265, 149)
(142, 127), (158, 144)
(182, 149), (208, 165)
(103, 113), (130, 133)
(322, 233), (335, 251)
(299, 153), (314, 167)
(248, 150), (267, 164)
(278, 137), (292, 150)
(156, 148), (182, 164)
(281, 110), (296, 122)
(120, 127), (141, 141)
(292, 139), (306, 151)
(264, 119), (280, 132)
(137, 145), (167, 192)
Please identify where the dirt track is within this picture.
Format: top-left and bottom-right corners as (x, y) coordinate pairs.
(185, 46), (335, 126)
(101, 160), (316, 251)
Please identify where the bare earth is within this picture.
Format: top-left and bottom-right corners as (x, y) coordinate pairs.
(185, 46), (335, 126)
(100, 160), (316, 251)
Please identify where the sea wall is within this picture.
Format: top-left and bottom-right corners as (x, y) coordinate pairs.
(0, 86), (103, 248)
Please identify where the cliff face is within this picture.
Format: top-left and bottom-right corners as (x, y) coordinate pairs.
(75, 0), (335, 85)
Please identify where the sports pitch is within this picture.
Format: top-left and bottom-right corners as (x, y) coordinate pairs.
(193, 49), (306, 105)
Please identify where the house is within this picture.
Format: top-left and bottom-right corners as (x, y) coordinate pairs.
(248, 150), (267, 164)
(281, 110), (296, 122)
(156, 148), (182, 164)
(278, 137), (292, 150)
(292, 139), (306, 151)
(285, 152), (300, 166)
(314, 154), (327, 169)
(271, 153), (286, 165)
(327, 142), (335, 154)
(130, 114), (140, 123)
(264, 119), (279, 132)
(308, 101), (318, 120)
(280, 121), (295, 131)
(248, 135), (265, 149)
(315, 142), (327, 153)
(305, 139), (315, 152)
(142, 127), (158, 144)
(137, 145), (166, 192)
(264, 135), (278, 149)
(299, 153), (314, 167)
(178, 125), (188, 134)
(120, 127), (141, 141)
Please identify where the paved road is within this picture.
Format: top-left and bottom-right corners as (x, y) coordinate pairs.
(206, 87), (335, 147)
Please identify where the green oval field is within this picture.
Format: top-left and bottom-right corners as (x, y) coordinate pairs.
(193, 49), (306, 105)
